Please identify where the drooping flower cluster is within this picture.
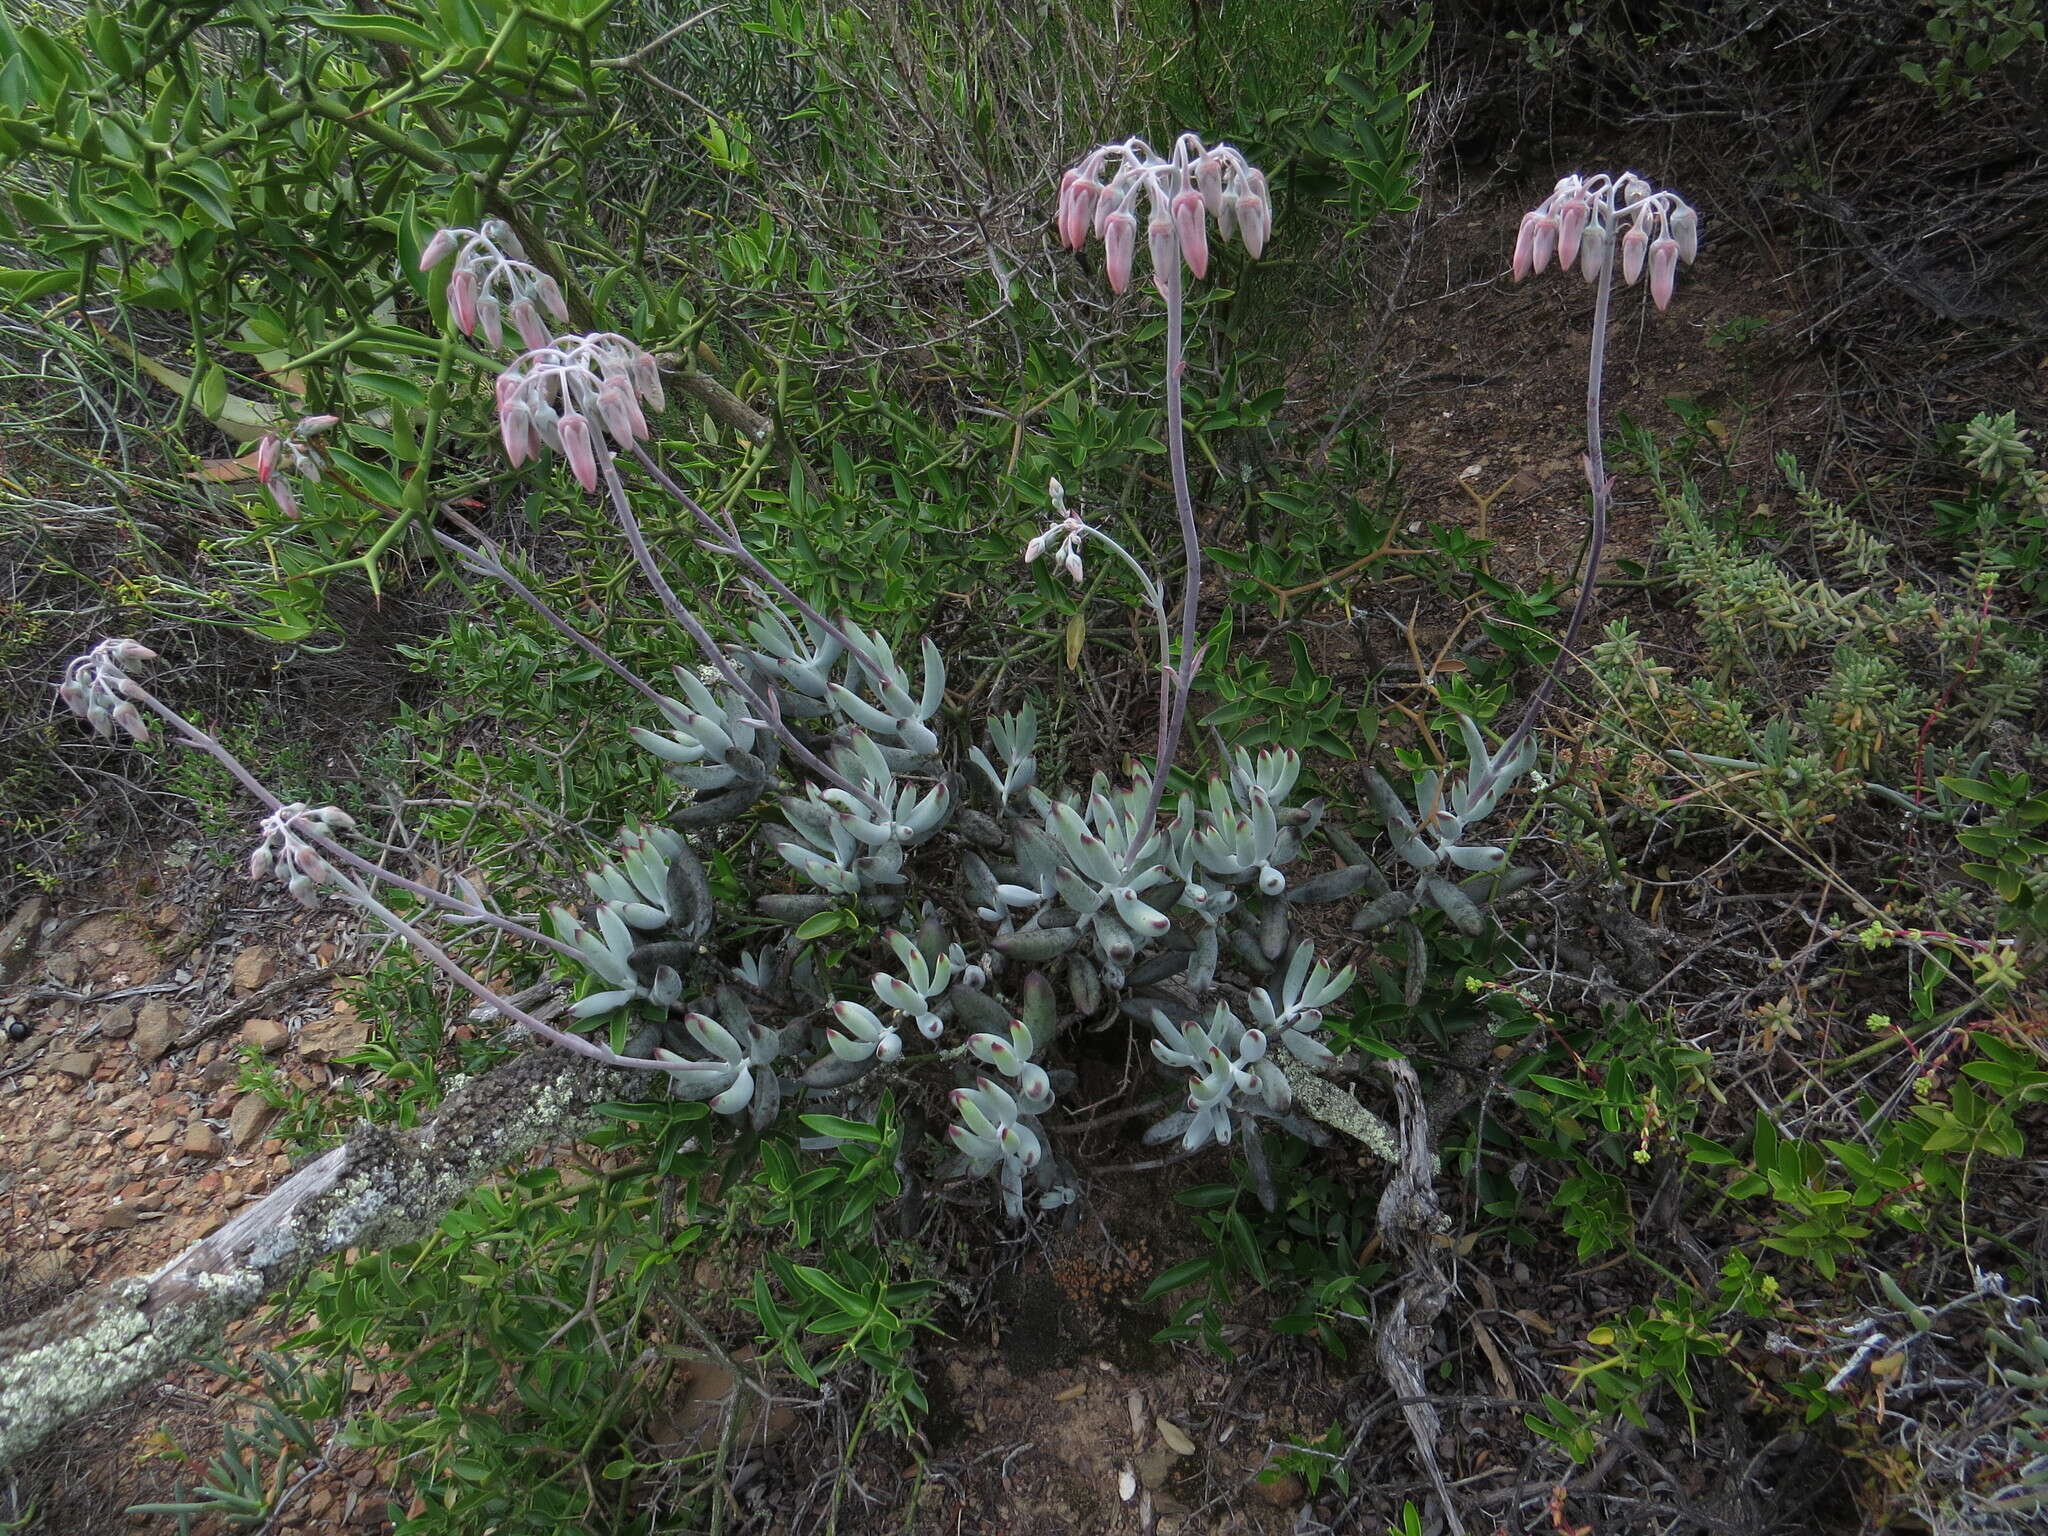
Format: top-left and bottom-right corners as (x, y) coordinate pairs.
(252, 413), (339, 520)
(418, 220), (569, 351)
(1056, 133), (1271, 295)
(492, 332), (665, 491)
(1512, 172), (1699, 310)
(248, 803), (356, 909)
(57, 638), (155, 742)
(1023, 476), (1087, 582)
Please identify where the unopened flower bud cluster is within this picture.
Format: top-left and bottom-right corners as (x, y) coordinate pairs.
(58, 638), (157, 742)
(491, 331), (666, 492)
(252, 413), (339, 520)
(248, 803), (356, 909)
(1513, 171), (1699, 310)
(418, 220), (570, 352)
(1058, 132), (1271, 295)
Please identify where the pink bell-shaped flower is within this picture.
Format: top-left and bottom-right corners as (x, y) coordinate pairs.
(1103, 211), (1137, 294)
(1556, 193), (1589, 269)
(1648, 236), (1680, 310)
(1172, 189), (1209, 279)
(1620, 225), (1648, 286)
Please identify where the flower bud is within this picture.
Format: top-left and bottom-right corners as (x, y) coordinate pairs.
(448, 267), (480, 335)
(1531, 214), (1558, 274)
(268, 479), (301, 519)
(1621, 225), (1648, 286)
(1094, 183), (1119, 241)
(508, 297), (551, 352)
(597, 379), (644, 447)
(1055, 169), (1079, 248)
(1197, 154), (1226, 219)
(295, 414), (339, 437)
(1669, 204), (1698, 265)
(1512, 210), (1542, 281)
(475, 295), (504, 350)
(1556, 193), (1588, 269)
(111, 701), (148, 742)
(418, 227), (456, 271)
(631, 352), (666, 412)
(1649, 236), (1679, 310)
(500, 401), (534, 467)
(249, 845), (274, 882)
(534, 273), (569, 323)
(1579, 222), (1608, 282)
(1103, 211), (1137, 294)
(1235, 193), (1268, 259)
(558, 411), (600, 492)
(254, 434), (280, 485)
(1171, 189), (1209, 279)
(1148, 217), (1177, 296)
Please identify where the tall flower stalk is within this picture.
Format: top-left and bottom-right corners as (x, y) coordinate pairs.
(1463, 171), (1700, 811)
(1047, 133), (1271, 838)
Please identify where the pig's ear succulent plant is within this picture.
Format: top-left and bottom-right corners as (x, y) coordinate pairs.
(61, 157), (1678, 1222)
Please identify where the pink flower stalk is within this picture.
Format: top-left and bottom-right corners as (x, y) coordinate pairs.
(492, 331), (664, 493)
(1511, 171), (1698, 309)
(1057, 134), (1270, 295)
(418, 219), (571, 353)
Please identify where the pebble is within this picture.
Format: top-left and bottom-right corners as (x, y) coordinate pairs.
(229, 1093), (277, 1149)
(241, 1017), (288, 1054)
(182, 1123), (223, 1159)
(231, 947), (277, 992)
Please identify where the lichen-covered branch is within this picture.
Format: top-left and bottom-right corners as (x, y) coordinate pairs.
(0, 1040), (660, 1468)
(1277, 1051), (1404, 1164)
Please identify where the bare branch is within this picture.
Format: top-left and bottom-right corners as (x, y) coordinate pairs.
(0, 1036), (661, 1467)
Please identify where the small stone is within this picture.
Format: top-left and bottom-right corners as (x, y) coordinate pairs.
(231, 948), (276, 992)
(228, 1093), (276, 1149)
(49, 1052), (95, 1081)
(47, 952), (81, 985)
(1134, 1450), (1176, 1491)
(134, 999), (176, 1063)
(1254, 1470), (1306, 1508)
(298, 1012), (369, 1062)
(143, 1123), (175, 1146)
(99, 1003), (135, 1039)
(241, 1018), (288, 1054)
(183, 1124), (223, 1159)
(18, 1251), (70, 1289)
(99, 1203), (140, 1231)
